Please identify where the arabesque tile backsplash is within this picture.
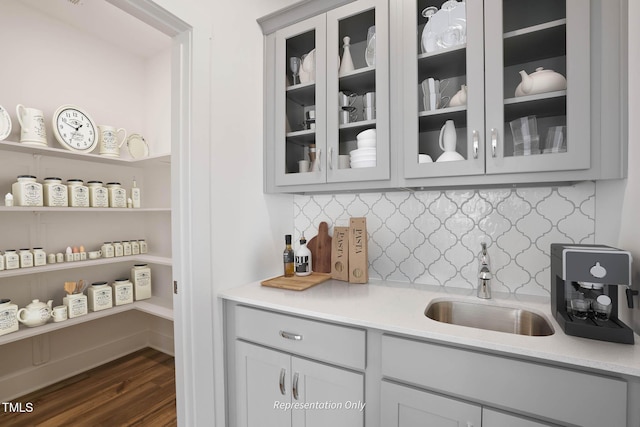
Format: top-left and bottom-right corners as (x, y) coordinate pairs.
(294, 182), (596, 296)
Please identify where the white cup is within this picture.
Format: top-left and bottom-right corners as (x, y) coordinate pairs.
(98, 125), (127, 157)
(298, 160), (310, 173)
(88, 250), (102, 259)
(52, 305), (68, 322)
(16, 104), (47, 146)
(338, 154), (350, 169)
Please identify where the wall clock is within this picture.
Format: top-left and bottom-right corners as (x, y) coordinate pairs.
(0, 105), (12, 141)
(52, 104), (98, 152)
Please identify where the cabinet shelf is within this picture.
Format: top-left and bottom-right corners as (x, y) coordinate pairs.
(418, 45), (466, 79)
(503, 19), (566, 67)
(0, 140), (170, 166)
(0, 254), (172, 280)
(0, 207), (171, 213)
(286, 129), (316, 145)
(418, 106), (467, 131)
(286, 82), (315, 106)
(504, 90), (566, 121)
(338, 66), (376, 94)
(0, 297), (173, 347)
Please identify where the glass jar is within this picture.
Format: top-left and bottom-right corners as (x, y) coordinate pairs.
(111, 278), (134, 306)
(43, 177), (68, 207)
(131, 264), (152, 300)
(88, 282), (113, 312)
(12, 175), (43, 207)
(18, 248), (33, 268)
(138, 239), (148, 254)
(32, 247), (46, 266)
(67, 179), (89, 207)
(87, 181), (109, 208)
(106, 182), (127, 208)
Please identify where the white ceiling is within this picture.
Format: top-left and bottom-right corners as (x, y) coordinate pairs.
(21, 0), (172, 58)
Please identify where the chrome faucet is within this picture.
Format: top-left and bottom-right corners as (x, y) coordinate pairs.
(477, 242), (492, 299)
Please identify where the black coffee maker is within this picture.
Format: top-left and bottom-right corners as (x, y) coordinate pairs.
(550, 244), (636, 344)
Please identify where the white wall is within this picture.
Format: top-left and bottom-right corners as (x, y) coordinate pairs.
(616, 1), (639, 331)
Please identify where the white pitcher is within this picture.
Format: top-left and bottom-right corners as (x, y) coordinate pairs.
(439, 120), (457, 152)
(16, 104), (47, 146)
(97, 125), (127, 157)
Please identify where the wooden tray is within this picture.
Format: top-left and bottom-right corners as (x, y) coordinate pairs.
(261, 272), (332, 291)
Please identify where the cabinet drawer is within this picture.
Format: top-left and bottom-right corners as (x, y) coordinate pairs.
(381, 334), (626, 427)
(235, 305), (365, 370)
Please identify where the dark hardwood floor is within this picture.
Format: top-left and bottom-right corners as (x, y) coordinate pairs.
(0, 347), (176, 426)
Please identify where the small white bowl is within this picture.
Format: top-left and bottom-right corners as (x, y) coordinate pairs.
(357, 137), (377, 149)
(350, 147), (376, 155)
(356, 129), (376, 140)
(350, 159), (377, 168)
(351, 155), (377, 162)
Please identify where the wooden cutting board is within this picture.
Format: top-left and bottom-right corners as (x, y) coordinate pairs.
(261, 272), (332, 291)
(307, 221), (332, 273)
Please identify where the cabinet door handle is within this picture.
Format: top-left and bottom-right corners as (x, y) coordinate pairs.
(328, 147), (333, 170)
(491, 128), (498, 158)
(279, 330), (302, 341)
(316, 148), (322, 171)
(279, 368), (286, 395)
(292, 372), (299, 400)
(472, 130), (479, 159)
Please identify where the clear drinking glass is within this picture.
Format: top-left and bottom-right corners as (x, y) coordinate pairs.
(509, 116), (540, 156)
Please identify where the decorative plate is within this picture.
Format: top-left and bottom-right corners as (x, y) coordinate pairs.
(0, 105), (12, 141)
(126, 133), (149, 159)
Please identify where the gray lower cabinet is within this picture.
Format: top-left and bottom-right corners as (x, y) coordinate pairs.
(228, 304), (366, 427)
(235, 341), (364, 427)
(381, 381), (556, 427)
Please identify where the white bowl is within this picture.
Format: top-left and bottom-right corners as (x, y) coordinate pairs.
(350, 159), (377, 168)
(350, 155), (377, 162)
(357, 137), (377, 149)
(356, 128), (376, 140)
(350, 147), (376, 156)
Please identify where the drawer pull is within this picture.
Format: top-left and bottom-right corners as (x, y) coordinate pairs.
(293, 372), (300, 400)
(279, 368), (286, 395)
(280, 330), (302, 341)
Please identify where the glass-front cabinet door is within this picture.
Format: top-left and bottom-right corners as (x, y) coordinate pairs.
(403, 0), (485, 179)
(275, 15), (327, 187)
(484, 0), (590, 175)
(326, 0), (389, 183)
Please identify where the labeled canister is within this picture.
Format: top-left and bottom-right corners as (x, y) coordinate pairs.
(131, 264), (151, 300)
(87, 181), (109, 208)
(0, 299), (19, 336)
(106, 182), (127, 208)
(43, 177), (68, 207)
(67, 179), (89, 207)
(12, 175), (43, 207)
(88, 282), (113, 312)
(112, 278), (134, 306)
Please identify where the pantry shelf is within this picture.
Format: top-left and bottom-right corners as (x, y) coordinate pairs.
(0, 298), (174, 347)
(0, 254), (172, 279)
(0, 206), (171, 213)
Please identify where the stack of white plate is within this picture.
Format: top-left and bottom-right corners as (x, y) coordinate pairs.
(351, 129), (377, 168)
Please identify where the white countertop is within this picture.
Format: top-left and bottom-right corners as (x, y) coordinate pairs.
(219, 278), (640, 378)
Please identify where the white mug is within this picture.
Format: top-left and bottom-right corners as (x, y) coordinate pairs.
(88, 250), (102, 259)
(16, 104), (47, 146)
(298, 160), (310, 173)
(52, 305), (68, 322)
(98, 125), (127, 157)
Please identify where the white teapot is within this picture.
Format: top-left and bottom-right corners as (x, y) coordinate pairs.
(515, 67), (567, 97)
(17, 299), (53, 327)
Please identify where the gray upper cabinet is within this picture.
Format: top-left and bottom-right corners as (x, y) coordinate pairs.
(267, 0), (391, 192)
(261, 0), (627, 193)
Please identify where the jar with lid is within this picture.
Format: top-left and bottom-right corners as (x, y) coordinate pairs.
(101, 242), (114, 258)
(122, 241), (132, 256)
(67, 179), (89, 207)
(113, 241), (124, 257)
(88, 282), (113, 312)
(43, 177), (68, 207)
(0, 299), (19, 337)
(131, 240), (140, 255)
(18, 249), (33, 268)
(4, 250), (19, 270)
(111, 278), (134, 306)
(87, 181), (109, 208)
(106, 182), (127, 208)
(138, 239), (148, 254)
(131, 264), (152, 300)
(32, 247), (46, 266)
(63, 293), (87, 318)
(12, 175), (43, 207)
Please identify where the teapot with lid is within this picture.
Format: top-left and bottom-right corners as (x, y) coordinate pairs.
(515, 67), (567, 97)
(17, 299), (53, 327)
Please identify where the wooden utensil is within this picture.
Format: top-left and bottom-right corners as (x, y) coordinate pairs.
(64, 282), (76, 295)
(307, 221), (332, 273)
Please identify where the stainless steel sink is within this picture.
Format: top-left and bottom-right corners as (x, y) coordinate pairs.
(425, 299), (554, 336)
